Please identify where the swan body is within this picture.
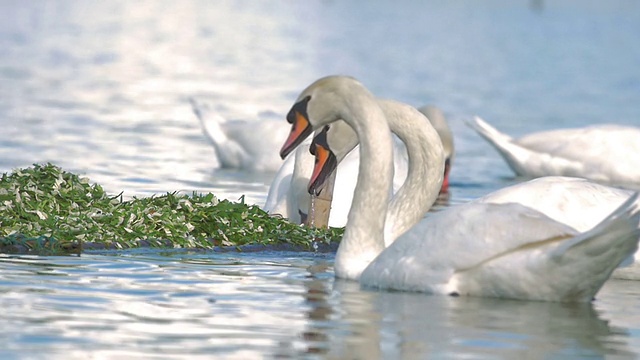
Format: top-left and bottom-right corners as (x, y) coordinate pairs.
(476, 176), (640, 273)
(263, 104), (451, 228)
(362, 196), (640, 301)
(190, 98), (291, 172)
(469, 117), (640, 187)
(287, 75), (640, 302)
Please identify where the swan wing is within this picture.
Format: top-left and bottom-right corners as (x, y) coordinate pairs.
(550, 192), (640, 260)
(361, 202), (578, 293)
(362, 193), (640, 301)
(457, 192), (640, 302)
(476, 177), (638, 270)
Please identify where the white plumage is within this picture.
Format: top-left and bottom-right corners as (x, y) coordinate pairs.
(469, 117), (640, 188)
(286, 75), (640, 302)
(190, 98), (291, 172)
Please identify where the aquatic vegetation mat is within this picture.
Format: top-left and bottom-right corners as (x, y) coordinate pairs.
(0, 163), (342, 255)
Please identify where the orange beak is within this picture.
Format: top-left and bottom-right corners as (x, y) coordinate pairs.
(308, 128), (337, 196)
(280, 96), (313, 159)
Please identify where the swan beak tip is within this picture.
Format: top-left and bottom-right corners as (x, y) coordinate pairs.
(280, 111), (313, 159)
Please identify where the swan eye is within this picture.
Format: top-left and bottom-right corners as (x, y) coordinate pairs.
(286, 95), (311, 124)
(310, 125), (330, 156)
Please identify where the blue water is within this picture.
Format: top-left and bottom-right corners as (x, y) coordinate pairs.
(1, 0), (640, 358)
(2, 250), (640, 359)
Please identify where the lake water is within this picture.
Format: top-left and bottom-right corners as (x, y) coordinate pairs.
(1, 0), (639, 358)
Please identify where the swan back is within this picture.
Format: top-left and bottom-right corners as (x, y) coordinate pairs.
(469, 117), (640, 186)
(478, 176), (634, 232)
(516, 125), (640, 185)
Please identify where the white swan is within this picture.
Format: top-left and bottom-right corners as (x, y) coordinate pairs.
(262, 104), (451, 227)
(309, 117), (640, 275)
(285, 75), (640, 302)
(189, 98), (291, 172)
(469, 117), (640, 188)
(308, 109), (640, 270)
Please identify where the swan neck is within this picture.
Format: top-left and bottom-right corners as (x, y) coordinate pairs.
(380, 100), (445, 244)
(334, 96), (394, 280)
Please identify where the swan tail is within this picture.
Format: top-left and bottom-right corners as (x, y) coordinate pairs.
(189, 98), (229, 145)
(189, 97), (228, 123)
(189, 98), (247, 168)
(467, 116), (551, 177)
(467, 116), (513, 143)
(552, 191), (640, 257)
(550, 192), (640, 294)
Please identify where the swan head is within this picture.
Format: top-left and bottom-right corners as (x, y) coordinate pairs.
(308, 126), (337, 196)
(418, 105), (454, 194)
(279, 75), (364, 159)
(307, 122), (358, 196)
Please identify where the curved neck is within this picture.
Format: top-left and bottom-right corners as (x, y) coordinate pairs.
(379, 100), (445, 245)
(334, 92), (394, 280)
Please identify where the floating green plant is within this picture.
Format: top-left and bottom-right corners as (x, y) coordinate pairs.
(0, 163), (342, 254)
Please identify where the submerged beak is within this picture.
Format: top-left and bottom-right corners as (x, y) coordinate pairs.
(280, 96), (313, 159)
(440, 158), (451, 194)
(308, 128), (337, 196)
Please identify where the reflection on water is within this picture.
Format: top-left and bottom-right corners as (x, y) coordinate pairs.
(1, 0), (640, 358)
(324, 280), (638, 359)
(1, 251), (638, 358)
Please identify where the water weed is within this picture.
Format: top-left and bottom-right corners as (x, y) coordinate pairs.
(0, 164), (342, 254)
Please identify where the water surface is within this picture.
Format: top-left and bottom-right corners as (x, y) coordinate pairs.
(1, 0), (640, 358)
(1, 250), (640, 359)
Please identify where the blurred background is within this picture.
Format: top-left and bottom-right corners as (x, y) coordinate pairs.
(1, 0), (638, 205)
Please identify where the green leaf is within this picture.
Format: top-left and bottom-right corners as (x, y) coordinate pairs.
(0, 163), (343, 253)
